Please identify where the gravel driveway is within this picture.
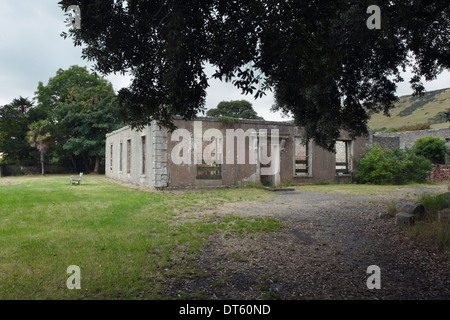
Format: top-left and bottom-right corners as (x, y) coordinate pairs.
(168, 185), (449, 300)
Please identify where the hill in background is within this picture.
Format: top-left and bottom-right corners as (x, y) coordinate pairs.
(368, 87), (450, 133)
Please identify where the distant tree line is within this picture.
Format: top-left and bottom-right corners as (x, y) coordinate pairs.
(0, 65), (123, 174)
(206, 100), (264, 122)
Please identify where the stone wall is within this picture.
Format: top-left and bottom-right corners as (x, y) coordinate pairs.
(105, 118), (370, 189)
(151, 123), (169, 189)
(430, 164), (450, 181)
(372, 136), (400, 149)
(374, 127), (450, 149)
(105, 124), (155, 188)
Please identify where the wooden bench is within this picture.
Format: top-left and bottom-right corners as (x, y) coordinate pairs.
(70, 173), (83, 185)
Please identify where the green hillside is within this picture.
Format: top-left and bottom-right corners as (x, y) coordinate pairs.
(368, 87), (450, 133)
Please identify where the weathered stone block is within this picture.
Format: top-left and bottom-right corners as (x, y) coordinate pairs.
(152, 130), (168, 138)
(395, 212), (415, 228)
(159, 143), (168, 150)
(395, 199), (425, 217)
(438, 208), (450, 222)
(158, 154), (168, 162)
(154, 168), (167, 175)
(378, 212), (392, 219)
(152, 137), (166, 145)
(151, 161), (165, 169)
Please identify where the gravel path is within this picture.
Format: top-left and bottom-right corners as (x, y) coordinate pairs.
(168, 186), (449, 300)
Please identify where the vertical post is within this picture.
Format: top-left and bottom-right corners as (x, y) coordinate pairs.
(345, 141), (349, 173)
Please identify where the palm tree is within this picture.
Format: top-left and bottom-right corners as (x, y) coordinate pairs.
(26, 120), (51, 175)
(11, 97), (33, 114)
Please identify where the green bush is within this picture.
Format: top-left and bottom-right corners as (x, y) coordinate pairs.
(355, 143), (432, 184)
(412, 136), (447, 164)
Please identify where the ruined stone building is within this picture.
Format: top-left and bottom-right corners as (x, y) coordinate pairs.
(373, 127), (450, 150)
(105, 117), (369, 189)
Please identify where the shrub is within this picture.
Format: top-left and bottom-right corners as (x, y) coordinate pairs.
(412, 136), (447, 164)
(355, 143), (432, 184)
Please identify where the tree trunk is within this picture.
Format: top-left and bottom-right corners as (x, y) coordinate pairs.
(94, 156), (100, 174)
(71, 154), (78, 173)
(82, 153), (90, 173)
(40, 151), (45, 175)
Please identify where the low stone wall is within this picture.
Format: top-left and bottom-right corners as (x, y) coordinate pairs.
(373, 136), (400, 149)
(374, 127), (450, 149)
(430, 164), (450, 182)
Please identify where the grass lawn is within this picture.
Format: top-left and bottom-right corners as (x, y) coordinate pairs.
(0, 175), (279, 299)
(2, 176), (447, 299)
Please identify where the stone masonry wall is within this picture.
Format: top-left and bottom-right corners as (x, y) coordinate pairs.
(430, 164), (450, 181)
(372, 136), (400, 149)
(374, 127), (450, 149)
(151, 122), (169, 189)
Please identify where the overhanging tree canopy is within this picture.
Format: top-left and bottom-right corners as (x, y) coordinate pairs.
(59, 0), (449, 150)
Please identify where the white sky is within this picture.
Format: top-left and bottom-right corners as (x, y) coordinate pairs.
(1, 1), (449, 122)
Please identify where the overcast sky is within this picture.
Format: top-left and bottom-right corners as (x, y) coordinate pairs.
(1, 1), (449, 122)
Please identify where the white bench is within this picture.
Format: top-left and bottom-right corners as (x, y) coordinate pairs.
(70, 173), (83, 185)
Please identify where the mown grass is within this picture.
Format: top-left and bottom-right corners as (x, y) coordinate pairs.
(0, 175), (275, 299)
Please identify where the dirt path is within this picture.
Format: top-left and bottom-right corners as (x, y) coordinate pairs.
(168, 186), (449, 300)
